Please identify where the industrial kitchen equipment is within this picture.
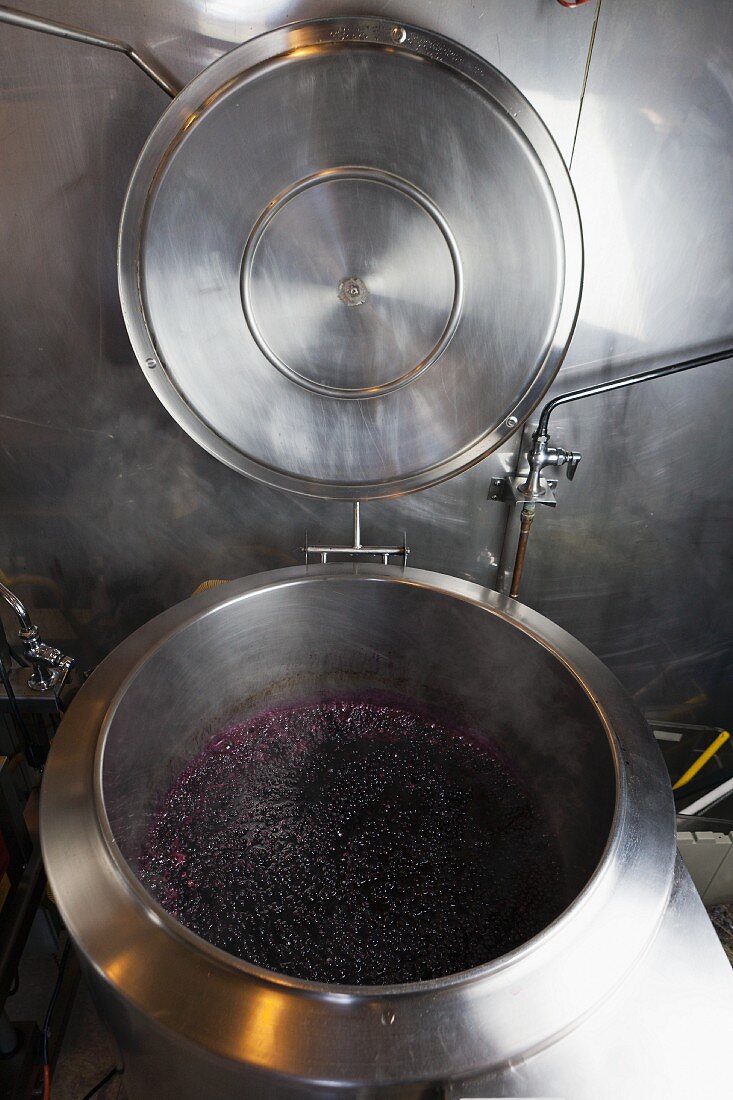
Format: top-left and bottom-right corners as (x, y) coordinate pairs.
(1, 11), (726, 1099)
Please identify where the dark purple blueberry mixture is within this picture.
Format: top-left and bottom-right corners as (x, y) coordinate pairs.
(138, 698), (564, 984)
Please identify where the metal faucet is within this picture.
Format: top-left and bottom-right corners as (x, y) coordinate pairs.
(517, 431), (581, 499)
(492, 341), (733, 599)
(515, 341), (733, 504)
(0, 580), (74, 691)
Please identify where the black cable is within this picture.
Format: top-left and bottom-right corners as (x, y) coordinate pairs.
(80, 1066), (121, 1100)
(42, 937), (72, 1067)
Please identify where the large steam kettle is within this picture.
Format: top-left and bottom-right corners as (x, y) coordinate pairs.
(40, 16), (733, 1099)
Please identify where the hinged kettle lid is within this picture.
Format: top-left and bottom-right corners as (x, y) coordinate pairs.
(119, 17), (582, 499)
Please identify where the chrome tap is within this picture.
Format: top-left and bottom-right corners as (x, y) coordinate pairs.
(516, 343), (733, 501)
(0, 580), (74, 691)
(517, 432), (581, 500)
(491, 343), (733, 600)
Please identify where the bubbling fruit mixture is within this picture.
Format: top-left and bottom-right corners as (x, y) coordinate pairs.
(138, 698), (565, 984)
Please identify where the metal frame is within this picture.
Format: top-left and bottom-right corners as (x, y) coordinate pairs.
(303, 503), (409, 564)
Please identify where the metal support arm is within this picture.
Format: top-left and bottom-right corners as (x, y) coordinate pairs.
(304, 503), (409, 565)
(0, 4), (179, 97)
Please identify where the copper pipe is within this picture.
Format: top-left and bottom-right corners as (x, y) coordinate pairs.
(509, 503), (535, 599)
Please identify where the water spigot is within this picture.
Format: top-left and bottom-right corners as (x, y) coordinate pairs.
(0, 580), (74, 691)
(517, 432), (581, 500)
(19, 624), (75, 690)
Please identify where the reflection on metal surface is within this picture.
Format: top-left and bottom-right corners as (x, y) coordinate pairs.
(236, 987), (287, 1064)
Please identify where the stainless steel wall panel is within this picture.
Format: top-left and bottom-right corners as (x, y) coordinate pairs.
(516, 0), (733, 728)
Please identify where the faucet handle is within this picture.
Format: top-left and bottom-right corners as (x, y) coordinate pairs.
(566, 451), (582, 480)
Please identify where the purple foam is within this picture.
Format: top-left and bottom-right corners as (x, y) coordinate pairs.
(138, 697), (563, 984)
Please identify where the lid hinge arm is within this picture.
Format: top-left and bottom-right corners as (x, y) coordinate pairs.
(0, 4), (180, 97)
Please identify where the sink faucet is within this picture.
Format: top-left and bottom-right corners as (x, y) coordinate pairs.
(0, 580), (74, 691)
(517, 430), (581, 500)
